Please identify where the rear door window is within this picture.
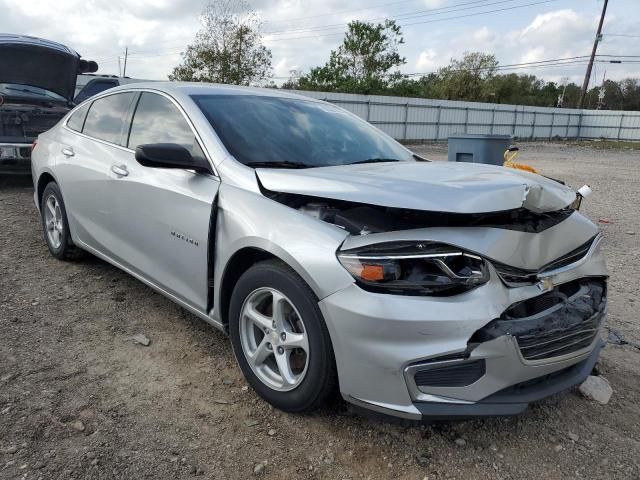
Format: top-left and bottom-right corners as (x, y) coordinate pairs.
(83, 92), (137, 145)
(66, 103), (90, 132)
(127, 92), (200, 157)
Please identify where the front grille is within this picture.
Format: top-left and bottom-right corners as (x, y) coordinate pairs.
(516, 314), (601, 360)
(413, 360), (486, 387)
(493, 236), (597, 287)
(471, 278), (606, 361)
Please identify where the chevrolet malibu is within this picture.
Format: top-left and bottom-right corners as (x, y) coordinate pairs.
(31, 83), (608, 420)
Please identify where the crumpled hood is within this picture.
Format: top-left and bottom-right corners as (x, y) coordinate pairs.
(256, 161), (577, 214)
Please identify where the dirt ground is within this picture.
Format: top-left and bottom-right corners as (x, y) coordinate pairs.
(1, 142), (639, 480)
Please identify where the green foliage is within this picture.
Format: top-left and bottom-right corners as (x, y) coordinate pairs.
(170, 0), (271, 85)
(288, 19), (640, 111)
(288, 20), (406, 94)
(435, 52), (498, 100)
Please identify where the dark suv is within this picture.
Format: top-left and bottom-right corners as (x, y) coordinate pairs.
(0, 34), (97, 174)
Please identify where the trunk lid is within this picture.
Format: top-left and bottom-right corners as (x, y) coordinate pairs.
(0, 34), (80, 101)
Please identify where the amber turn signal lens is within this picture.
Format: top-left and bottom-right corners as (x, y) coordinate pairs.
(360, 264), (385, 281)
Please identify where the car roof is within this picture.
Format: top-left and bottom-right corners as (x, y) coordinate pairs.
(0, 33), (78, 57)
(109, 81), (321, 102)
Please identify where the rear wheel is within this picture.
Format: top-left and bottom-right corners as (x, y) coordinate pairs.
(40, 182), (82, 260)
(229, 260), (337, 412)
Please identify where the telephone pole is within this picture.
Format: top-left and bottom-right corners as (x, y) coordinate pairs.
(578, 0), (608, 109)
(122, 47), (128, 77)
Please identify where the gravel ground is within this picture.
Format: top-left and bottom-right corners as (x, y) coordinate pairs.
(1, 142), (639, 480)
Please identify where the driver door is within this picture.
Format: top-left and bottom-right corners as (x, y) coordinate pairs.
(108, 91), (219, 312)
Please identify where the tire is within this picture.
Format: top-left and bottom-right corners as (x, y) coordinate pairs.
(229, 259), (338, 413)
(40, 182), (82, 260)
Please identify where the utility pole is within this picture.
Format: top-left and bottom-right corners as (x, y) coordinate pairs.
(578, 0), (608, 109)
(122, 47), (128, 77)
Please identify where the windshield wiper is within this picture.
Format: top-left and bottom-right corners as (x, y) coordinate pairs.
(350, 158), (402, 165)
(246, 161), (311, 169)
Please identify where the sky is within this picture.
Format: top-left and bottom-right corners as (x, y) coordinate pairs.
(1, 0), (639, 87)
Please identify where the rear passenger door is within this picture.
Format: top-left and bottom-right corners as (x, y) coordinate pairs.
(57, 92), (137, 255)
(109, 91), (219, 312)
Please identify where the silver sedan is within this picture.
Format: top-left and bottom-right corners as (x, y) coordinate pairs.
(31, 83), (608, 420)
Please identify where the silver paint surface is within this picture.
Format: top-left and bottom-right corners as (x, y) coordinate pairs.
(257, 161), (577, 213)
(31, 82), (607, 419)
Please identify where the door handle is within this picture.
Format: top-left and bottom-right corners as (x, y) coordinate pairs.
(111, 164), (129, 177)
(61, 147), (75, 157)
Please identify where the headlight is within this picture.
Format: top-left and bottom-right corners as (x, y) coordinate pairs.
(337, 241), (489, 296)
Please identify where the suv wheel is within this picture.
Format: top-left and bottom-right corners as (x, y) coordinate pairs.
(229, 260), (337, 412)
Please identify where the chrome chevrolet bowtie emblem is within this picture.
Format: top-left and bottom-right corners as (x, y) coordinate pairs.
(538, 277), (555, 291)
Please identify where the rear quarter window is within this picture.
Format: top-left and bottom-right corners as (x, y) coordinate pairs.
(66, 103), (90, 132)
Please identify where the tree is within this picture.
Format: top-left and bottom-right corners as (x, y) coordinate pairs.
(170, 0), (271, 85)
(294, 20), (406, 94)
(435, 52), (498, 101)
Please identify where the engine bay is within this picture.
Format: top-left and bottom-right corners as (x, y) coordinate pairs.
(264, 189), (575, 236)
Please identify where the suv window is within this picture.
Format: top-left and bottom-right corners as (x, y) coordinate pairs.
(83, 92), (136, 145)
(74, 79), (119, 103)
(127, 93), (200, 156)
(66, 103), (90, 132)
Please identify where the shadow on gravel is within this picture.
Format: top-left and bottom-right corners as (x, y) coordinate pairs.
(0, 175), (33, 189)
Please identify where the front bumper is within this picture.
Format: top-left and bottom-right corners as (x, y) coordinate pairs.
(319, 235), (608, 420)
(0, 143), (32, 174)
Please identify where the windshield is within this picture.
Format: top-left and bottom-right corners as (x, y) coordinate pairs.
(0, 83), (67, 103)
(192, 94), (413, 168)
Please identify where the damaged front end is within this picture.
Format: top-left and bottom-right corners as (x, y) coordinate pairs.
(471, 277), (606, 361)
(256, 161), (608, 418)
(264, 189), (575, 236)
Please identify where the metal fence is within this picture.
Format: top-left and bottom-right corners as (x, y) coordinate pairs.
(293, 90), (640, 142)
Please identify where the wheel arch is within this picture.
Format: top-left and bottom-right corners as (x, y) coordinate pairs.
(36, 171), (58, 208)
(218, 246), (283, 332)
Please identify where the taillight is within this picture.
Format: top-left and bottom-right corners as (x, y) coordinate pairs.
(31, 140), (38, 152)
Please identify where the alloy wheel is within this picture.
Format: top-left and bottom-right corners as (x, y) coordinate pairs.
(44, 194), (64, 249)
(239, 287), (310, 391)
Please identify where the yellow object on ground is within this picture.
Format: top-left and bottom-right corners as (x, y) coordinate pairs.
(503, 147), (538, 174)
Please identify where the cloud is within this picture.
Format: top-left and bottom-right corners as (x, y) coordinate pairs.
(415, 48), (440, 71)
(0, 0), (638, 83)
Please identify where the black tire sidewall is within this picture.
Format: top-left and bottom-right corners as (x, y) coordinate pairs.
(40, 182), (72, 260)
(229, 261), (336, 412)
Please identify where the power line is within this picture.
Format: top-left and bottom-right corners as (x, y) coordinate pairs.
(603, 33), (640, 39)
(597, 54), (640, 58)
(85, 0), (491, 57)
(272, 54), (640, 81)
(264, 0), (559, 41)
(272, 56), (593, 79)
(264, 0), (507, 35)
(262, 0), (470, 27)
(87, 0), (558, 57)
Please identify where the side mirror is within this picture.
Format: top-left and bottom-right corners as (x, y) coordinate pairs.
(134, 143), (211, 174)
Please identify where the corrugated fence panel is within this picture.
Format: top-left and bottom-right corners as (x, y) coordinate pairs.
(292, 90), (640, 141)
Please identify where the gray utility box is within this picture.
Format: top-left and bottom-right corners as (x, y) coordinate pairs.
(447, 134), (512, 166)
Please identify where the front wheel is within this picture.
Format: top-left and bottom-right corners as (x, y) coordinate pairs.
(229, 260), (337, 413)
